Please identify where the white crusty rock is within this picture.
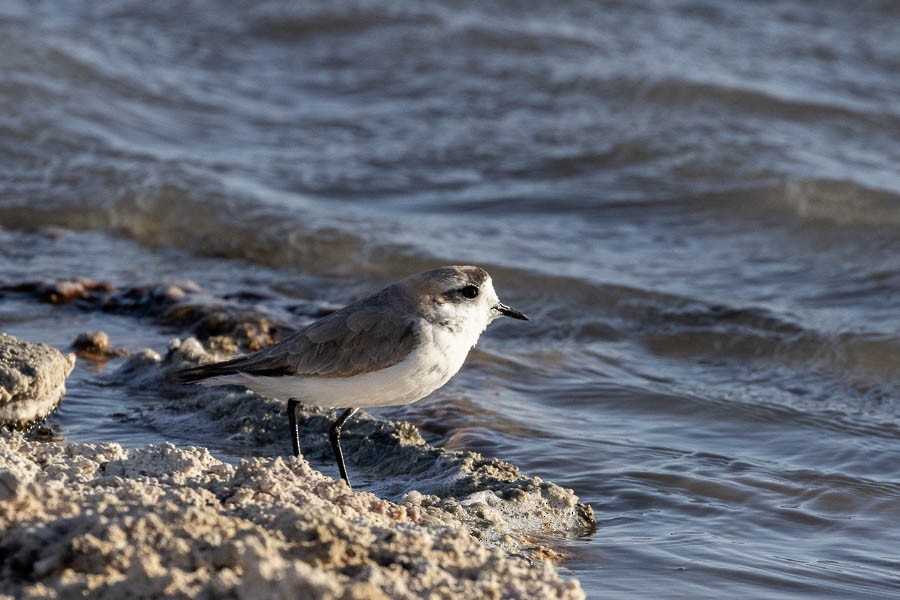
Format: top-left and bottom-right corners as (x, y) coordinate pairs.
(0, 435), (585, 599)
(0, 333), (75, 427)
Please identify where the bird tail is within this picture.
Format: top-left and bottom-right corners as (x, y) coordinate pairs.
(175, 353), (292, 383)
(174, 358), (244, 383)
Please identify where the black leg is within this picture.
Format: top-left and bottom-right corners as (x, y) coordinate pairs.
(329, 407), (359, 489)
(287, 399), (302, 457)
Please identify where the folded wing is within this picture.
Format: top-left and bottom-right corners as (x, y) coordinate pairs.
(175, 285), (420, 382)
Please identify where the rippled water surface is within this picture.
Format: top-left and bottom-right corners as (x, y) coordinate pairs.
(2, 1), (899, 597)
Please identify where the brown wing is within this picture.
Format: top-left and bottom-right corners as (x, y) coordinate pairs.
(175, 284), (420, 382)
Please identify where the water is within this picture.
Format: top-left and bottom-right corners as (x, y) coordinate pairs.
(2, 1), (899, 597)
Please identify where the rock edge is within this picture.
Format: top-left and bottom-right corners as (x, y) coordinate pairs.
(0, 334), (75, 428)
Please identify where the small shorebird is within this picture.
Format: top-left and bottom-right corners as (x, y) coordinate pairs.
(176, 265), (528, 489)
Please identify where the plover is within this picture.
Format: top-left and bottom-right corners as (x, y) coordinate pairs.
(176, 265), (528, 489)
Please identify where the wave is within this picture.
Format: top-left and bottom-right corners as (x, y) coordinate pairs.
(0, 187), (371, 275)
(434, 258), (900, 388)
(769, 178), (900, 226)
(613, 76), (899, 126)
(424, 178), (900, 229)
(684, 179), (900, 228)
(246, 2), (441, 38)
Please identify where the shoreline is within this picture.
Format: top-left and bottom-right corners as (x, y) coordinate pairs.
(0, 278), (594, 598)
(0, 435), (589, 599)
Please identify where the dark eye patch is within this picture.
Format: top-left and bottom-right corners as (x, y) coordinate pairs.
(443, 284), (480, 302)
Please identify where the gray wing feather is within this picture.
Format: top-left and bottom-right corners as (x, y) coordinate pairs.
(176, 284), (420, 381)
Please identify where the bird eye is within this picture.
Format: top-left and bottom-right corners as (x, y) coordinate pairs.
(460, 285), (479, 299)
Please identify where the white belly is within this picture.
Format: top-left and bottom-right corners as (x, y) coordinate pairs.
(202, 321), (480, 408)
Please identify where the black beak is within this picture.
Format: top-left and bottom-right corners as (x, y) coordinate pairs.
(495, 302), (529, 321)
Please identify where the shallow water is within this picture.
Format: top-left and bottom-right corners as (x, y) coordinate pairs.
(2, 1), (899, 597)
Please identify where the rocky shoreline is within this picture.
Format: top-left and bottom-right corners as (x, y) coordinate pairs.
(0, 279), (594, 599)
